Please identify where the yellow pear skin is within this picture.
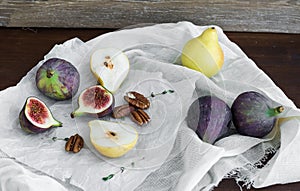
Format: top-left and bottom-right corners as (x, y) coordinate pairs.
(181, 27), (224, 78)
(89, 120), (138, 158)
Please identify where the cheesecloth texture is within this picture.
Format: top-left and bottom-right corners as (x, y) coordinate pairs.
(0, 22), (299, 191)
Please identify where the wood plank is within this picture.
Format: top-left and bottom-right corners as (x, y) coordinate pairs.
(0, 0), (299, 33)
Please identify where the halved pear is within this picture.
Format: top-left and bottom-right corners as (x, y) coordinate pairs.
(90, 48), (130, 93)
(89, 120), (138, 158)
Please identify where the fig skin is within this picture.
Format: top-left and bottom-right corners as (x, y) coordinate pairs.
(36, 58), (80, 101)
(19, 109), (49, 134)
(187, 95), (232, 144)
(231, 91), (284, 138)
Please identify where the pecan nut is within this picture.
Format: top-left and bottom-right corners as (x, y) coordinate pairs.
(124, 91), (150, 109)
(112, 104), (135, 118)
(130, 109), (150, 126)
(65, 134), (84, 153)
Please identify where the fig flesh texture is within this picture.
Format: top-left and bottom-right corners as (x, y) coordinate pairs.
(90, 48), (130, 93)
(19, 97), (62, 134)
(89, 120), (138, 158)
(231, 91), (284, 138)
(71, 85), (114, 118)
(187, 96), (231, 144)
(181, 27), (224, 78)
(36, 58), (80, 100)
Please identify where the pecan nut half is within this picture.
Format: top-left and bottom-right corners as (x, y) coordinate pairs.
(112, 104), (135, 118)
(130, 109), (150, 126)
(124, 91), (150, 109)
(65, 134), (84, 153)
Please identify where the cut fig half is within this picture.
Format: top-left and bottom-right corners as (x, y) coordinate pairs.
(71, 85), (114, 118)
(19, 96), (62, 134)
(90, 48), (130, 93)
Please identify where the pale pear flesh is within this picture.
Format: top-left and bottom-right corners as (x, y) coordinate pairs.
(89, 120), (138, 158)
(90, 48), (130, 93)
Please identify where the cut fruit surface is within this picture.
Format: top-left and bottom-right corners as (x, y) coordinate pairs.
(90, 48), (130, 93)
(89, 120), (138, 158)
(20, 97), (62, 133)
(71, 85), (114, 118)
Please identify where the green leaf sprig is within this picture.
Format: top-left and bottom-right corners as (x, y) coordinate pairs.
(149, 89), (175, 98)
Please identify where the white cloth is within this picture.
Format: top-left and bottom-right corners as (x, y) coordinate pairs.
(0, 158), (67, 191)
(0, 21), (299, 191)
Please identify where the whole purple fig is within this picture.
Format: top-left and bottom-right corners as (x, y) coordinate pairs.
(231, 91), (284, 138)
(186, 95), (232, 144)
(36, 58), (80, 100)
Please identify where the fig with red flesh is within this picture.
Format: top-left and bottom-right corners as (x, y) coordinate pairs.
(186, 95), (232, 144)
(19, 97), (62, 134)
(231, 91), (284, 138)
(71, 85), (114, 118)
(36, 58), (80, 100)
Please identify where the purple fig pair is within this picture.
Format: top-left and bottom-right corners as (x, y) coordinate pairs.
(187, 91), (284, 144)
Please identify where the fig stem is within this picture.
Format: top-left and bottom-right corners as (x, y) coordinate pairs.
(70, 111), (84, 118)
(267, 106), (284, 117)
(148, 89), (175, 98)
(46, 69), (54, 78)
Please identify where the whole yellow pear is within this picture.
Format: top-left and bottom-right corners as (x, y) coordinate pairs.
(181, 27), (224, 78)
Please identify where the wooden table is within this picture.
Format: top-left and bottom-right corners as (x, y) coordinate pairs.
(0, 27), (299, 190)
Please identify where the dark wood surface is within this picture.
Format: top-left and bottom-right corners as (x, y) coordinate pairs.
(0, 27), (299, 190)
(1, 0), (299, 33)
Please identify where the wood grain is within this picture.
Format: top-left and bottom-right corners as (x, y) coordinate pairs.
(1, 0), (299, 33)
(1, 27), (298, 106)
(0, 27), (299, 190)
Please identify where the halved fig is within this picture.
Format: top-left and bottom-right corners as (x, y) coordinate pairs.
(19, 97), (62, 134)
(71, 85), (114, 118)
